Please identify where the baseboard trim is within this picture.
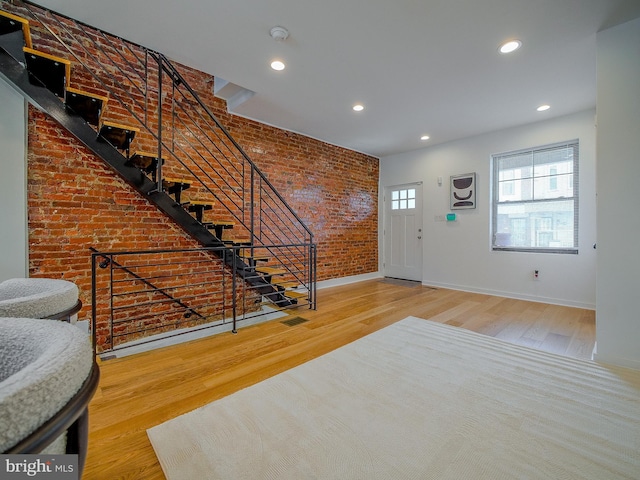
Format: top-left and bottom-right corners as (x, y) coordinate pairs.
(592, 350), (640, 371)
(423, 281), (596, 310)
(317, 272), (382, 290)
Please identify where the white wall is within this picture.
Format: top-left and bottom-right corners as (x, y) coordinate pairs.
(0, 77), (28, 281)
(595, 17), (640, 369)
(380, 109), (597, 309)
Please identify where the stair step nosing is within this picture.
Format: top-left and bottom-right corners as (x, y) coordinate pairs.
(66, 86), (109, 103)
(163, 177), (192, 184)
(100, 120), (140, 132)
(131, 151), (164, 159)
(256, 267), (286, 275)
(284, 291), (307, 299)
(23, 46), (71, 65)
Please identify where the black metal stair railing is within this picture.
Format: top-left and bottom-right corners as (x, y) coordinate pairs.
(12, 1), (314, 249)
(88, 247), (207, 323)
(91, 244), (316, 353)
(0, 1), (317, 321)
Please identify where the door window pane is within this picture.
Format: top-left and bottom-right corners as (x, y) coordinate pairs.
(391, 189), (416, 210)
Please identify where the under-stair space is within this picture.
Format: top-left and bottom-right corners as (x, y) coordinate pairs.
(0, 2), (316, 353)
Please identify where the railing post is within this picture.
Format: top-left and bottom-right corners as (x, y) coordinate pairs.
(91, 252), (97, 353)
(155, 55), (163, 191)
(250, 166), (255, 242)
(109, 253), (114, 352)
(311, 242), (317, 310)
(232, 247), (238, 334)
(144, 50), (149, 126)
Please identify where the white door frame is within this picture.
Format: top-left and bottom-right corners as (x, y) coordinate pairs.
(382, 182), (423, 281)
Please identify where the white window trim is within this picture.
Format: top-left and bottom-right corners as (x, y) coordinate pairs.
(491, 139), (579, 254)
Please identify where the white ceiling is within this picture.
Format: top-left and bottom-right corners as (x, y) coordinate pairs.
(33, 0), (640, 157)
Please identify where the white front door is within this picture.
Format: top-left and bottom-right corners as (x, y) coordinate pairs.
(383, 183), (423, 281)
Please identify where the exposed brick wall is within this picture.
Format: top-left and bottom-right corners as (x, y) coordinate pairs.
(6, 2), (379, 345)
(173, 64), (379, 279)
(28, 109), (259, 350)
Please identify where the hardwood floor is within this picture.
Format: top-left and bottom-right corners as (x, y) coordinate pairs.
(83, 280), (595, 479)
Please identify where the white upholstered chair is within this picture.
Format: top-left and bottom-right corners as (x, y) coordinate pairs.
(0, 278), (82, 321)
(0, 317), (99, 475)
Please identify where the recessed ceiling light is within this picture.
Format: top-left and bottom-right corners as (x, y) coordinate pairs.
(499, 40), (522, 54)
(420, 135), (430, 141)
(537, 104), (551, 112)
(270, 60), (285, 71)
(352, 104), (364, 112)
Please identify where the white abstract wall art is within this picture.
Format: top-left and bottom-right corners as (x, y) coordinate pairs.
(450, 173), (476, 210)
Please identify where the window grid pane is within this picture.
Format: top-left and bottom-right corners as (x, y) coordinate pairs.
(391, 189), (416, 210)
(492, 140), (578, 253)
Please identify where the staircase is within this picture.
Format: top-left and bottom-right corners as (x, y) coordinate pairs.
(0, 2), (316, 348)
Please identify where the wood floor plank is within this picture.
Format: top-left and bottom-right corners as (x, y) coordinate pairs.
(83, 280), (596, 479)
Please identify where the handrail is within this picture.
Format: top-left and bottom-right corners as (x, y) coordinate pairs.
(89, 247), (206, 321)
(91, 245), (315, 352)
(154, 53), (314, 240)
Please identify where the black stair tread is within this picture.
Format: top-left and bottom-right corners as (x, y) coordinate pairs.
(0, 10), (32, 48)
(65, 86), (108, 126)
(128, 151), (163, 173)
(204, 221), (234, 228)
(204, 221), (234, 238)
(239, 253), (270, 262)
(99, 120), (139, 150)
(161, 177), (191, 203)
(23, 46), (70, 98)
(181, 200), (214, 222)
(127, 152), (158, 173)
(182, 200), (214, 207)
(223, 239), (252, 246)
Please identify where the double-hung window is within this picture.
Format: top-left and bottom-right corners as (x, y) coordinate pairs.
(491, 140), (579, 254)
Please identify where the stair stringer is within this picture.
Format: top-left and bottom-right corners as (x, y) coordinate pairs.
(0, 47), (293, 307)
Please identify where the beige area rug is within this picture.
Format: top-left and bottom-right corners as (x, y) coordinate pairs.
(147, 317), (640, 479)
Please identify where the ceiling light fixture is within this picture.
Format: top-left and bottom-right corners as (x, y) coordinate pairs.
(270, 60), (285, 71)
(499, 39), (522, 54)
(420, 135), (430, 141)
(269, 26), (289, 72)
(270, 26), (289, 42)
(353, 104), (364, 112)
(537, 104), (551, 111)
